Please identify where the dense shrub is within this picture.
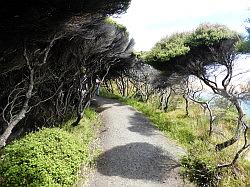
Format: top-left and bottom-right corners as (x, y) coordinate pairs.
(0, 128), (90, 186)
(181, 156), (219, 187)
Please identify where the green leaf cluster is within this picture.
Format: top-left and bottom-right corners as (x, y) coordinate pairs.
(181, 155), (218, 187)
(105, 17), (127, 33)
(187, 23), (237, 47)
(0, 128), (90, 187)
(236, 40), (250, 53)
(145, 33), (190, 63)
(143, 23), (240, 73)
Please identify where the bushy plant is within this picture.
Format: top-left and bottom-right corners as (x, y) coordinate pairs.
(100, 88), (121, 100)
(0, 128), (90, 187)
(181, 156), (219, 187)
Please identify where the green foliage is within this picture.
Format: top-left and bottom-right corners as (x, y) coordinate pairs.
(236, 40), (250, 53)
(84, 108), (98, 121)
(0, 109), (99, 187)
(181, 140), (220, 187)
(144, 33), (190, 63)
(181, 156), (218, 187)
(187, 23), (237, 47)
(143, 23), (240, 74)
(0, 129), (83, 186)
(100, 88), (121, 100)
(105, 17), (127, 33)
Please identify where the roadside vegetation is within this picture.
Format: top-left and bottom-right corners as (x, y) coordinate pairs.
(101, 89), (250, 187)
(0, 109), (100, 187)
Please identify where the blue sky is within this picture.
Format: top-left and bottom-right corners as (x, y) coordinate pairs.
(113, 0), (250, 51)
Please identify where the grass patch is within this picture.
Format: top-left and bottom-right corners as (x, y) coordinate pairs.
(0, 108), (100, 187)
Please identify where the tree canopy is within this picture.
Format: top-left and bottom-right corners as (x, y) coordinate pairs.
(142, 23), (250, 170)
(0, 0), (134, 147)
(143, 23), (240, 77)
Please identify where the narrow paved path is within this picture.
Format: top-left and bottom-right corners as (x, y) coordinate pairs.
(87, 97), (189, 187)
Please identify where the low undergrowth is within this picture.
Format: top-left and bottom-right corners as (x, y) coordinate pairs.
(101, 90), (250, 187)
(0, 108), (100, 187)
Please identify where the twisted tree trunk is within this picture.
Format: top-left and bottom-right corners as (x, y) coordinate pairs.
(0, 68), (34, 148)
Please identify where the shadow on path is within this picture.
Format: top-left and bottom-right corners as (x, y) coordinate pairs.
(96, 142), (179, 182)
(91, 96), (123, 112)
(94, 96), (158, 137)
(128, 112), (158, 137)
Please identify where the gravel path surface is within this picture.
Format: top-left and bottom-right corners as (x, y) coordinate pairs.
(86, 97), (189, 187)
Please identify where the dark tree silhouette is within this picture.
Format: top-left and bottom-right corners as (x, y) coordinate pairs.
(0, 1), (134, 147)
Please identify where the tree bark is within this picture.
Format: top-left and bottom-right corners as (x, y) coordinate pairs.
(163, 89), (172, 112)
(215, 96), (244, 151)
(0, 69), (34, 148)
(183, 95), (189, 116)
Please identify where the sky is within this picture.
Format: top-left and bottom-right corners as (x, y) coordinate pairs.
(113, 0), (250, 84)
(113, 0), (250, 51)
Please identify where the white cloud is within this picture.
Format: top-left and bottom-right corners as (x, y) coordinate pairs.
(114, 0), (250, 51)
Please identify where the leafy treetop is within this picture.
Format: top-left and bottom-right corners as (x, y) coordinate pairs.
(145, 33), (190, 63)
(105, 17), (128, 33)
(143, 23), (241, 75)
